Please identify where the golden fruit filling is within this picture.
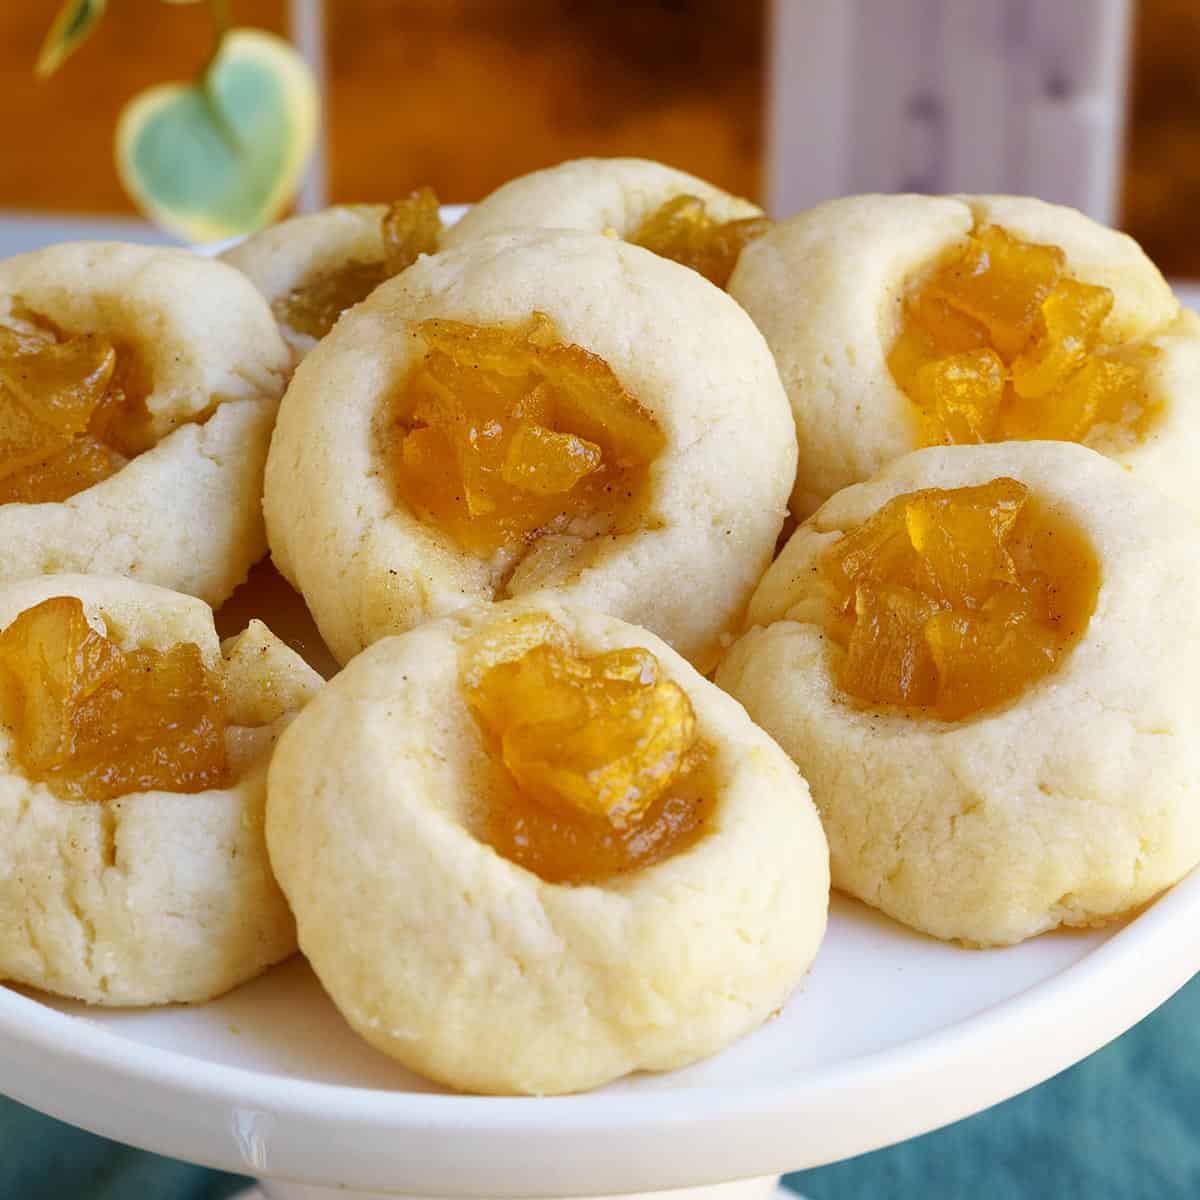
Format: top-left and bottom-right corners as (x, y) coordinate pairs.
(0, 597), (230, 802)
(0, 320), (151, 505)
(461, 613), (711, 884)
(385, 313), (663, 557)
(275, 187), (443, 340)
(888, 224), (1156, 447)
(821, 477), (1099, 721)
(630, 194), (771, 289)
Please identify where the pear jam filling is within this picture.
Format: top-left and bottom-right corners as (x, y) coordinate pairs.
(888, 224), (1157, 448)
(0, 597), (230, 803)
(461, 613), (712, 884)
(275, 187), (443, 340)
(383, 312), (664, 558)
(0, 318), (154, 504)
(630, 194), (771, 289)
(820, 478), (1099, 722)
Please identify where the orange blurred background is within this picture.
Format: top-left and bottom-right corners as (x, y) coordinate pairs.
(3, 0), (1198, 274)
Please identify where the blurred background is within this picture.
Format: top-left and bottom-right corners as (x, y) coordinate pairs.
(2, 2), (1199, 1197)
(3, 0), (1200, 277)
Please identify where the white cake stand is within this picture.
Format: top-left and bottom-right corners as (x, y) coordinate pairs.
(1, 864), (1197, 1200)
(2, 236), (1197, 1200)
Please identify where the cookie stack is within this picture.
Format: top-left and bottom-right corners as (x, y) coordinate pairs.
(720, 193), (1200, 947)
(0, 244), (314, 1005)
(1, 157), (1198, 1097)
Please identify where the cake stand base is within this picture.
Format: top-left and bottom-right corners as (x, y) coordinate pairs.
(247, 1174), (785, 1200)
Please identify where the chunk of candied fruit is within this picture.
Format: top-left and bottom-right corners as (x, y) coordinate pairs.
(275, 188), (443, 340)
(386, 313), (664, 557)
(821, 478), (1099, 721)
(911, 348), (1006, 444)
(461, 612), (711, 884)
(927, 226), (1065, 360)
(381, 186), (442, 276)
(0, 319), (153, 505)
(0, 597), (230, 802)
(630, 194), (771, 289)
(0, 437), (126, 506)
(274, 259), (390, 342)
(888, 224), (1156, 449)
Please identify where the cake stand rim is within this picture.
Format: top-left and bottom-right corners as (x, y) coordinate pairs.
(1, 864), (1197, 1195)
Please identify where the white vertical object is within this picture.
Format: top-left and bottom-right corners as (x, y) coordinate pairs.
(766, 0), (855, 217)
(1023, 0), (1132, 223)
(289, 0), (329, 212)
(847, 0), (944, 193)
(766, 0), (1132, 224)
(942, 0), (1014, 194)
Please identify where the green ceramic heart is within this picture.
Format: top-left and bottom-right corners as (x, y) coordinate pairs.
(116, 29), (318, 243)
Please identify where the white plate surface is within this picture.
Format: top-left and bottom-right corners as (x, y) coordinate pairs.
(1, 868), (1198, 1196)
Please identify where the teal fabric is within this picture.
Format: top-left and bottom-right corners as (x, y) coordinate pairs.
(1, 973), (1196, 1198)
(789, 972), (1200, 1199)
(0, 1099), (250, 1199)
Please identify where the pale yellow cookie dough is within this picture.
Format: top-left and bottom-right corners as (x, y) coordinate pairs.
(221, 204), (390, 358)
(0, 574), (322, 1006)
(717, 441), (1200, 947)
(0, 242), (290, 606)
(728, 193), (1192, 517)
(267, 596), (828, 1095)
(442, 156), (762, 255)
(264, 229), (796, 671)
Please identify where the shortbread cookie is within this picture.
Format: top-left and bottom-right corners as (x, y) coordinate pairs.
(213, 557), (340, 681)
(264, 229), (796, 671)
(717, 440), (1200, 947)
(729, 194), (1193, 516)
(442, 157), (767, 288)
(0, 242), (290, 605)
(0, 573), (321, 1006)
(267, 596), (828, 1095)
(223, 191), (441, 357)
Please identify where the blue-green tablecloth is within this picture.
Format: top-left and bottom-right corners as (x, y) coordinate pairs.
(2, 973), (1198, 1199)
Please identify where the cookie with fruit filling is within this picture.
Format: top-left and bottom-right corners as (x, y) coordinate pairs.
(0, 574), (321, 1005)
(267, 596), (828, 1095)
(0, 242), (290, 605)
(264, 228), (796, 671)
(441, 158), (769, 290)
(729, 193), (1196, 517)
(717, 440), (1200, 947)
(222, 190), (442, 359)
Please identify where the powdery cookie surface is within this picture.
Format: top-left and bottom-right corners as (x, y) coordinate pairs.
(717, 441), (1200, 947)
(728, 194), (1190, 517)
(441, 157), (761, 250)
(264, 228), (796, 671)
(0, 242), (290, 605)
(267, 596), (828, 1095)
(221, 204), (389, 358)
(0, 574), (322, 1006)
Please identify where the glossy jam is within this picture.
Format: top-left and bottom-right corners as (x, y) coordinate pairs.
(630, 194), (771, 288)
(275, 188), (443, 340)
(274, 259), (391, 341)
(385, 313), (663, 557)
(461, 612), (711, 883)
(0, 321), (151, 504)
(888, 225), (1155, 447)
(380, 186), (442, 275)
(0, 596), (230, 802)
(821, 478), (1099, 721)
